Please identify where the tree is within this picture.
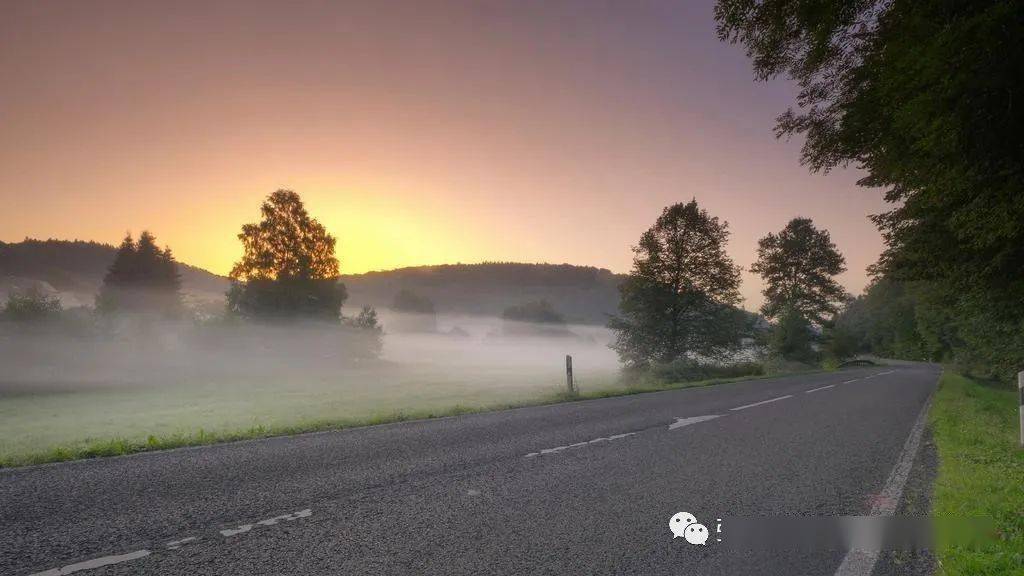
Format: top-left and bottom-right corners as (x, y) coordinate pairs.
(502, 300), (565, 324)
(502, 300), (570, 336)
(767, 306), (816, 364)
(96, 231), (182, 315)
(391, 289), (436, 315)
(609, 200), (744, 369)
(750, 218), (847, 325)
(716, 1), (1024, 380)
(2, 285), (62, 322)
(228, 190), (346, 320)
(390, 288), (437, 332)
(343, 305), (384, 358)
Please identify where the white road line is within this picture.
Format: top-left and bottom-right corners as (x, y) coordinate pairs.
(863, 370), (896, 380)
(30, 507), (314, 574)
(524, 431), (638, 458)
(729, 395), (793, 411)
(221, 509), (312, 537)
(166, 536), (197, 550)
(842, 379), (860, 384)
(30, 550), (151, 575)
(832, 392), (934, 576)
(667, 414), (722, 430)
(805, 385), (835, 394)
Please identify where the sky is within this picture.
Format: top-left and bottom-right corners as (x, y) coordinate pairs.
(0, 0), (888, 308)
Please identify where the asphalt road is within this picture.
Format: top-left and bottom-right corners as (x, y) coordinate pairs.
(1, 364), (940, 575)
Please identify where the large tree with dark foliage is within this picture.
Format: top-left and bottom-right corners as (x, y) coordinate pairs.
(228, 190), (346, 320)
(751, 217), (846, 325)
(717, 0), (1024, 380)
(609, 200), (745, 369)
(96, 231), (181, 315)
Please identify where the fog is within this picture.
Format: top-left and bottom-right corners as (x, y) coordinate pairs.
(377, 311), (619, 371)
(0, 312), (623, 459)
(0, 312), (620, 391)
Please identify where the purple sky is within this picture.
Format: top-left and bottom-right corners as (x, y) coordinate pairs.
(0, 0), (888, 308)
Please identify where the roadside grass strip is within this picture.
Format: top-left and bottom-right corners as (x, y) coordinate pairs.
(930, 372), (1024, 575)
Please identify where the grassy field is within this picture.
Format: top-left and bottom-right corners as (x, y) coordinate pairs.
(930, 371), (1024, 574)
(0, 364), (795, 468)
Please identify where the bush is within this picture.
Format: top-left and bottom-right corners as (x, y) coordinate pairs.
(1, 286), (62, 322)
(502, 300), (565, 324)
(638, 358), (764, 385)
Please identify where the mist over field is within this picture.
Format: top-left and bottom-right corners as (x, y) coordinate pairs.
(0, 312), (621, 464)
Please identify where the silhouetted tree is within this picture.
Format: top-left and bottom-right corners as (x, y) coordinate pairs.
(228, 190), (346, 320)
(391, 289), (436, 315)
(502, 300), (565, 324)
(348, 305), (381, 331)
(609, 200), (745, 369)
(96, 231), (182, 315)
(751, 218), (847, 325)
(343, 306), (384, 358)
(390, 288), (437, 332)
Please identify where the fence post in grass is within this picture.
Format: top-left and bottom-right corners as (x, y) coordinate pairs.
(1019, 370), (1023, 449)
(566, 355), (576, 396)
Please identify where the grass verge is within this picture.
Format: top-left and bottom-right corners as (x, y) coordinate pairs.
(930, 371), (1024, 574)
(0, 368), (819, 469)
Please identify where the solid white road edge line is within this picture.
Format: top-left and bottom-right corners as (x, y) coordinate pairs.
(832, 391), (934, 576)
(729, 395), (793, 411)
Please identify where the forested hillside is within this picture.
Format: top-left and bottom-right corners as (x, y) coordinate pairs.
(342, 263), (623, 324)
(1, 241), (623, 323)
(0, 239), (227, 305)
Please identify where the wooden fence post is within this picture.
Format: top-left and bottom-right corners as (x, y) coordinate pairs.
(566, 355), (575, 395)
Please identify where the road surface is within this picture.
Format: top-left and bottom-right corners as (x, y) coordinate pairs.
(0, 364), (940, 575)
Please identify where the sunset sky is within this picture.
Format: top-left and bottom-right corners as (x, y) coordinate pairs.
(1, 0), (888, 308)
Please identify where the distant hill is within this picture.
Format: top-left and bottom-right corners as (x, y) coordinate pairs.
(0, 240), (624, 323)
(0, 239), (229, 307)
(342, 263), (624, 324)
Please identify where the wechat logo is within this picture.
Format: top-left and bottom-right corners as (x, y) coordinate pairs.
(669, 511), (710, 545)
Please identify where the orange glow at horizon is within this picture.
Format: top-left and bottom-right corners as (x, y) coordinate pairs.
(0, 1), (889, 308)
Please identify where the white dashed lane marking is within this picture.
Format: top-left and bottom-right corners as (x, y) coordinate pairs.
(805, 385), (835, 394)
(30, 508), (314, 575)
(862, 370), (896, 380)
(221, 509), (312, 537)
(30, 550), (151, 575)
(729, 394), (792, 411)
(165, 536), (197, 550)
(524, 432), (637, 458)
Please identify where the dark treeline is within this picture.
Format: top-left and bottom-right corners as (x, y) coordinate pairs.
(0, 238), (224, 295)
(717, 0), (1024, 382)
(1, 190), (383, 359)
(830, 277), (1020, 381)
(343, 262), (622, 324)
